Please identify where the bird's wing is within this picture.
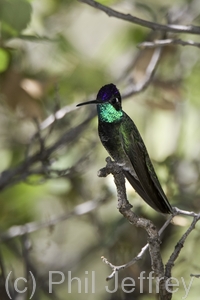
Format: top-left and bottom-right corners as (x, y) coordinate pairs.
(121, 130), (172, 214)
(122, 169), (161, 211)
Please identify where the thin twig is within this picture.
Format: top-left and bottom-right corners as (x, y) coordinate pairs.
(21, 234), (32, 299)
(101, 213), (174, 280)
(0, 113), (94, 191)
(0, 198), (106, 242)
(165, 214), (200, 278)
(101, 243), (149, 281)
(40, 104), (77, 130)
(139, 39), (200, 49)
(98, 157), (169, 298)
(78, 0), (200, 35)
(98, 157), (200, 298)
(122, 46), (162, 98)
(190, 274), (200, 278)
(173, 207), (199, 217)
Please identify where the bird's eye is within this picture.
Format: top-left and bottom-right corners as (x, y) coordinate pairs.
(111, 97), (119, 104)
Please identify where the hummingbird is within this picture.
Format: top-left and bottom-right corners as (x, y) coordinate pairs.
(77, 84), (172, 214)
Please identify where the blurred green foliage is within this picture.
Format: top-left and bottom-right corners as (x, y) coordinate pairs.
(0, 0), (32, 38)
(0, 48), (10, 72)
(0, 0), (200, 299)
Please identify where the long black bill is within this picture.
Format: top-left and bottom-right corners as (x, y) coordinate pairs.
(76, 99), (101, 107)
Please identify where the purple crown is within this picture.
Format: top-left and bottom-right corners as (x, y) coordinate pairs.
(97, 84), (120, 101)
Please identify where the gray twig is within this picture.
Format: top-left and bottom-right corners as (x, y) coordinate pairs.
(122, 46), (162, 98)
(0, 198), (105, 242)
(0, 113), (93, 191)
(165, 214), (200, 279)
(110, 216), (173, 276)
(98, 157), (200, 298)
(138, 39), (200, 49)
(98, 157), (170, 298)
(78, 0), (200, 35)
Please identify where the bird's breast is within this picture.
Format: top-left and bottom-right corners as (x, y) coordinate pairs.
(98, 121), (138, 179)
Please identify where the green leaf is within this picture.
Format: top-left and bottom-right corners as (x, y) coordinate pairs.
(0, 48), (9, 72)
(0, 0), (32, 37)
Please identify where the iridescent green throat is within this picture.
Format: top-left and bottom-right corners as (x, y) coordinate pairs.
(97, 103), (123, 123)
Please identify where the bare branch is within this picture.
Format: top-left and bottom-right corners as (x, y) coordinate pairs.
(101, 211), (174, 281)
(122, 46), (162, 98)
(0, 198), (105, 242)
(78, 0), (200, 35)
(165, 214), (200, 278)
(0, 112), (94, 191)
(40, 104), (77, 130)
(139, 38), (200, 49)
(101, 243), (149, 281)
(21, 234), (32, 298)
(173, 207), (199, 217)
(190, 274), (200, 278)
(98, 157), (170, 297)
(98, 157), (200, 297)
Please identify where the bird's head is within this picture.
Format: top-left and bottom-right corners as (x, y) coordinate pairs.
(77, 83), (122, 111)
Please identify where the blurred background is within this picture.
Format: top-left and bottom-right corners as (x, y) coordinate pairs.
(1, 0), (200, 299)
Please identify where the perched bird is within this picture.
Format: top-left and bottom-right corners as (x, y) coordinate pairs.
(77, 83), (172, 214)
